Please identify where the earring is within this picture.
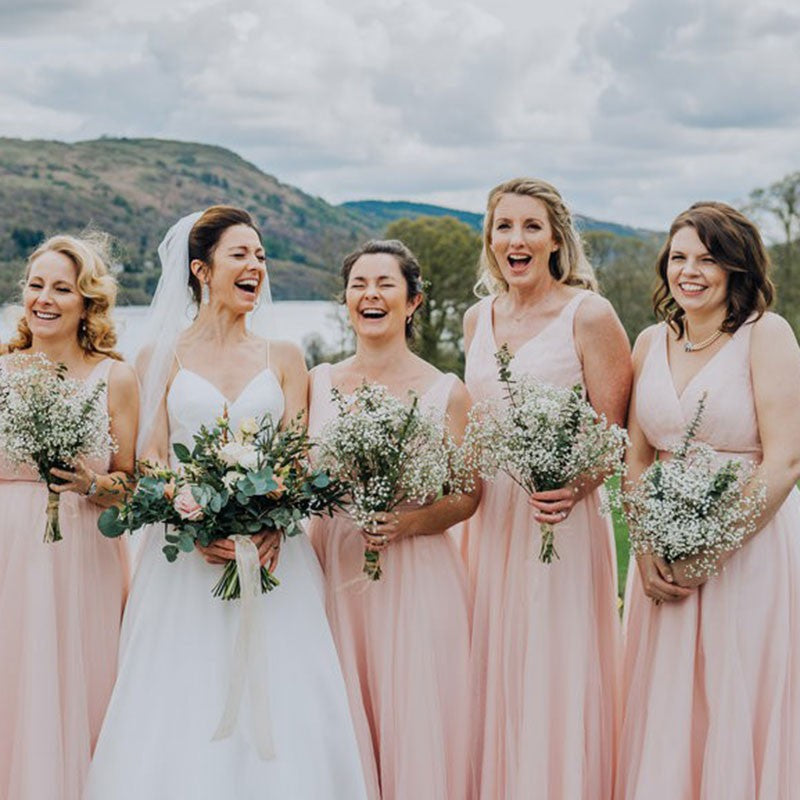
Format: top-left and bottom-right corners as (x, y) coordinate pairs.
(201, 283), (210, 305)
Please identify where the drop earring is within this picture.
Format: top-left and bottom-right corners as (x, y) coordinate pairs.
(201, 282), (210, 306)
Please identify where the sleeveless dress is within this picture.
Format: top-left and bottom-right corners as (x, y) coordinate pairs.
(307, 364), (473, 800)
(616, 321), (800, 799)
(0, 358), (128, 800)
(85, 366), (369, 800)
(464, 291), (621, 800)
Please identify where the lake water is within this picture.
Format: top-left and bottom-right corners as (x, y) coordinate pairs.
(0, 301), (353, 360)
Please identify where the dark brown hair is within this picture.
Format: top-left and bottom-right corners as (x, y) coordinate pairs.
(187, 206), (261, 304)
(653, 201), (774, 336)
(341, 239), (425, 341)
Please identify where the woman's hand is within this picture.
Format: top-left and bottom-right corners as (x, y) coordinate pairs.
(637, 553), (695, 604)
(196, 530), (282, 571)
(49, 458), (97, 496)
(360, 510), (418, 551)
(669, 554), (719, 589)
(528, 484), (583, 524)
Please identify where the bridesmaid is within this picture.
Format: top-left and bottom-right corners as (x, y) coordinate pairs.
(0, 234), (136, 800)
(464, 178), (632, 799)
(616, 202), (800, 798)
(307, 239), (479, 800)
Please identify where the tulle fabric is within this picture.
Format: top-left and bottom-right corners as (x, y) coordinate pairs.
(464, 292), (621, 799)
(307, 365), (473, 800)
(0, 360), (127, 800)
(616, 322), (800, 799)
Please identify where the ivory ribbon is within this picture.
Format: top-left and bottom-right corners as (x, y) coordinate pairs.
(212, 534), (276, 760)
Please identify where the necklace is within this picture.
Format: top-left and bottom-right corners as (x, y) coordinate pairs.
(683, 322), (724, 353)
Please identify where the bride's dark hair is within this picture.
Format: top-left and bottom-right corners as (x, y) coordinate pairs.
(187, 206), (261, 304)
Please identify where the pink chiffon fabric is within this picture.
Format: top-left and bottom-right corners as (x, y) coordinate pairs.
(464, 291), (621, 799)
(307, 364), (473, 800)
(0, 358), (128, 800)
(616, 320), (800, 799)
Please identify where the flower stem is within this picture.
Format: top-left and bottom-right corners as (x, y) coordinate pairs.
(538, 522), (559, 563)
(211, 560), (279, 600)
(44, 490), (62, 543)
(363, 548), (382, 581)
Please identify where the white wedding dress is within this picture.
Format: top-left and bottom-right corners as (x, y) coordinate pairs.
(85, 368), (369, 799)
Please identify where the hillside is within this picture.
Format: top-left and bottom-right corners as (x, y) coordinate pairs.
(0, 137), (657, 306)
(0, 137), (373, 303)
(341, 199), (659, 240)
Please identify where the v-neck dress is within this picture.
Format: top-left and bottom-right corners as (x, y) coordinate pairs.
(616, 321), (800, 799)
(85, 366), (369, 799)
(464, 291), (622, 800)
(0, 358), (127, 800)
(307, 363), (473, 800)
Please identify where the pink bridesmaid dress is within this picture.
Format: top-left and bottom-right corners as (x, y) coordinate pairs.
(465, 291), (621, 799)
(307, 363), (473, 800)
(616, 321), (800, 799)
(0, 359), (128, 800)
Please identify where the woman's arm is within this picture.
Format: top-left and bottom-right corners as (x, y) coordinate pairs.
(365, 379), (481, 548)
(529, 294), (633, 524)
(273, 341), (309, 428)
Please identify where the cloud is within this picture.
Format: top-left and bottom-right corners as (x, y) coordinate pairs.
(0, 0), (798, 231)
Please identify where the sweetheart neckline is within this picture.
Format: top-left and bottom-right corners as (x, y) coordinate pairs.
(169, 367), (279, 408)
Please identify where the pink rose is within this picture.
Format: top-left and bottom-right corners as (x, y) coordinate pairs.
(174, 485), (204, 521)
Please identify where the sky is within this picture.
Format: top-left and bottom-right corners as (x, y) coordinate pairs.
(1, 0), (798, 231)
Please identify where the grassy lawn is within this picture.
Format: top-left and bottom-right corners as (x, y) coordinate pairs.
(606, 475), (631, 597)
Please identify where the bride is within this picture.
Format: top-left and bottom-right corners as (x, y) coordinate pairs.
(86, 207), (369, 799)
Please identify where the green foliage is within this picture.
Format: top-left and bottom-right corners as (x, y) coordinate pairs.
(385, 215), (481, 376)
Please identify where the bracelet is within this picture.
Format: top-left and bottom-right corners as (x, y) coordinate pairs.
(84, 472), (98, 498)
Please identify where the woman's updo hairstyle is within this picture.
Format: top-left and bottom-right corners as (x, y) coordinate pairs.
(187, 206), (261, 304)
(340, 239), (425, 341)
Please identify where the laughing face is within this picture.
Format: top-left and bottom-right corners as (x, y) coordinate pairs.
(195, 224), (266, 314)
(489, 193), (559, 288)
(345, 252), (420, 342)
(666, 225), (729, 318)
(23, 250), (85, 344)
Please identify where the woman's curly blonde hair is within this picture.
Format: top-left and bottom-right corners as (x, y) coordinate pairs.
(476, 177), (598, 296)
(5, 232), (122, 360)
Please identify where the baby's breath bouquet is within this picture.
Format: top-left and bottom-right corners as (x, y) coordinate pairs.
(623, 395), (764, 578)
(0, 353), (113, 543)
(464, 345), (628, 562)
(99, 410), (346, 599)
(316, 382), (465, 580)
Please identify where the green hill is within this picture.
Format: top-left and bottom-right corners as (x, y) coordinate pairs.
(0, 137), (658, 306)
(0, 137), (373, 304)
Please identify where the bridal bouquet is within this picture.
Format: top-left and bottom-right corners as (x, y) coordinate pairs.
(622, 395), (764, 578)
(0, 353), (114, 543)
(316, 383), (467, 580)
(464, 345), (628, 562)
(99, 410), (346, 599)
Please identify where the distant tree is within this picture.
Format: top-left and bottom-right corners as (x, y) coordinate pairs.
(11, 227), (45, 257)
(747, 171), (800, 330)
(384, 216), (481, 376)
(585, 231), (661, 342)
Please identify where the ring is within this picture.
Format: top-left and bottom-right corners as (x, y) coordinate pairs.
(379, 534), (388, 545)
(560, 510), (567, 520)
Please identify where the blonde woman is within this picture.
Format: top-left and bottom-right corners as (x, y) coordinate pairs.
(0, 234), (137, 800)
(463, 178), (632, 799)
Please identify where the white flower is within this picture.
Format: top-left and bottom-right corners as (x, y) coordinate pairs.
(222, 470), (241, 490)
(218, 441), (259, 471)
(236, 416), (259, 443)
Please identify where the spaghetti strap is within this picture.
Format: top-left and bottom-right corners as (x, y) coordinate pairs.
(266, 340), (271, 371)
(173, 350), (184, 369)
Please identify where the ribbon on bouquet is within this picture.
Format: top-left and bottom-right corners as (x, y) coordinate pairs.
(212, 534), (276, 760)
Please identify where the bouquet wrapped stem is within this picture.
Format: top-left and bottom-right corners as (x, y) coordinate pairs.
(213, 560), (280, 600)
(45, 489), (62, 543)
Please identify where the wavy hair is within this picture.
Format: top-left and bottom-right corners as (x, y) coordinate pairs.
(6, 232), (122, 359)
(653, 201), (774, 336)
(476, 177), (598, 295)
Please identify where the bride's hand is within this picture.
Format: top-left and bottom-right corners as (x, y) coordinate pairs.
(196, 532), (282, 571)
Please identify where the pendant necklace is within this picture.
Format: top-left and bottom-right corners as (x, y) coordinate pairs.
(683, 322), (724, 353)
